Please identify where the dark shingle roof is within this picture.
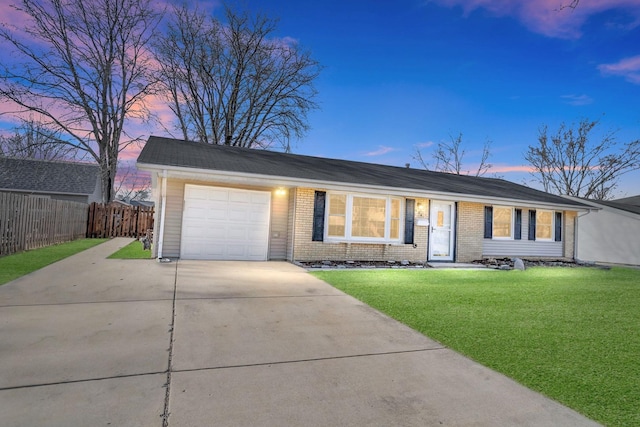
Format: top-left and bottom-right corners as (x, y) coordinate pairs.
(613, 195), (640, 207)
(138, 136), (588, 208)
(0, 157), (100, 195)
(589, 200), (640, 216)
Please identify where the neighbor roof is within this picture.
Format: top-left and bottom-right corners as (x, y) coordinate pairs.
(138, 136), (588, 208)
(587, 199), (640, 216)
(614, 195), (640, 207)
(0, 157), (100, 195)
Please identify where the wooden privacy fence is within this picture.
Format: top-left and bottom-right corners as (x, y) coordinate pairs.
(0, 192), (88, 256)
(87, 202), (154, 238)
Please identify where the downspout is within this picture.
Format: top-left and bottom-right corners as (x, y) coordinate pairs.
(157, 170), (168, 261)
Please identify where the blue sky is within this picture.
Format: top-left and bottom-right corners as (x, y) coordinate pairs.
(1, 0), (639, 197)
(243, 0), (640, 196)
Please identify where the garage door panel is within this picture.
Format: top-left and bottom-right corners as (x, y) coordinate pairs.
(229, 191), (252, 203)
(228, 206), (250, 221)
(181, 185), (271, 260)
(188, 187), (214, 200)
(208, 207), (227, 221)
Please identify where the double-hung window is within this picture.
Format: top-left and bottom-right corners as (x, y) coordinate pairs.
(492, 206), (513, 239)
(326, 193), (403, 242)
(535, 210), (553, 240)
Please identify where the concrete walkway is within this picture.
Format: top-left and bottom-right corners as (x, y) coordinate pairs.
(0, 238), (600, 426)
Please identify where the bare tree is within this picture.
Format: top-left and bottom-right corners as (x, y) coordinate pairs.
(114, 162), (151, 201)
(153, 4), (321, 151)
(0, 0), (161, 202)
(559, 0), (580, 10)
(0, 119), (81, 160)
(524, 119), (640, 200)
(413, 133), (493, 176)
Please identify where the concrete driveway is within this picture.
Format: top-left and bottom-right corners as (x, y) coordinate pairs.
(0, 238), (600, 426)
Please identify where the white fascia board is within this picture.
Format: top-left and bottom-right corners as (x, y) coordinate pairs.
(137, 162), (590, 212)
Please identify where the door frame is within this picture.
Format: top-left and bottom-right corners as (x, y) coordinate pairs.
(428, 200), (456, 262)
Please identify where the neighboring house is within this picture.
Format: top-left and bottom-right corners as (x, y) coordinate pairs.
(567, 196), (640, 266)
(130, 200), (154, 208)
(613, 195), (640, 207)
(137, 136), (590, 262)
(0, 157), (102, 204)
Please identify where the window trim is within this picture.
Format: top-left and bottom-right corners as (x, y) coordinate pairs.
(324, 192), (404, 243)
(491, 205), (514, 240)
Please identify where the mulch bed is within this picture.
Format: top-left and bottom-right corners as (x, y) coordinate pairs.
(297, 258), (610, 270)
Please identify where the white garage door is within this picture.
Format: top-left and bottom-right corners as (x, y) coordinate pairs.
(180, 185), (271, 260)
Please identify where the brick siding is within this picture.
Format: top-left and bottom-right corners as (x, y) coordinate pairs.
(456, 201), (484, 262)
(292, 188), (428, 262)
(563, 210), (576, 259)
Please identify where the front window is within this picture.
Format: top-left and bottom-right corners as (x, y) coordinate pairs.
(493, 206), (513, 239)
(326, 193), (403, 242)
(536, 210), (553, 240)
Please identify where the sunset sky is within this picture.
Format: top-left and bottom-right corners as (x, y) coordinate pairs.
(1, 0), (640, 197)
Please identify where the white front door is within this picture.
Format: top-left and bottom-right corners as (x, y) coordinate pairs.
(428, 201), (455, 261)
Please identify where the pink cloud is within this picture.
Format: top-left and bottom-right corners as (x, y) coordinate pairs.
(491, 164), (537, 173)
(598, 55), (640, 83)
(432, 0), (640, 39)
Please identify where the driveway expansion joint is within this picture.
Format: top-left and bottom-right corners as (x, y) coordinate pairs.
(0, 298), (175, 308)
(175, 294), (347, 301)
(172, 347), (447, 374)
(0, 371), (168, 392)
(161, 260), (179, 427)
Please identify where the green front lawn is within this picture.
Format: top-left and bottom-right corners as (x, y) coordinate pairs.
(312, 267), (640, 427)
(107, 239), (152, 259)
(0, 239), (108, 286)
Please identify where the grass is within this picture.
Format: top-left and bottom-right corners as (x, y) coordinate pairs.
(0, 238), (108, 286)
(107, 239), (152, 259)
(312, 267), (640, 427)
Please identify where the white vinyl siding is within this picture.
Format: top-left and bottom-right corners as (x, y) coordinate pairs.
(161, 179), (186, 258)
(269, 189), (289, 260)
(286, 188), (296, 262)
(483, 208), (562, 257)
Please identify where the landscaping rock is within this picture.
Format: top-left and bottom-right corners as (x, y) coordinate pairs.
(499, 265), (512, 271)
(514, 258), (525, 271)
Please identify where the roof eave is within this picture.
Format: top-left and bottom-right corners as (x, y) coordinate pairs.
(0, 188), (91, 197)
(137, 162), (590, 211)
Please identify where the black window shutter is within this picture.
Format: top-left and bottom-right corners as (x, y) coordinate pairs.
(514, 209), (522, 240)
(528, 210), (536, 240)
(312, 191), (326, 242)
(404, 199), (415, 244)
(555, 212), (562, 242)
(484, 206), (493, 238)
